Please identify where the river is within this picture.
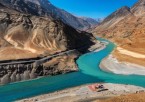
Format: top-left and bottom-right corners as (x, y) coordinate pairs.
(0, 38), (145, 102)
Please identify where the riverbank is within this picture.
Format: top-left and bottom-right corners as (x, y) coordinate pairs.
(0, 40), (106, 85)
(18, 83), (145, 102)
(100, 45), (145, 75)
(3, 38), (145, 102)
(100, 54), (145, 75)
(17, 41), (110, 102)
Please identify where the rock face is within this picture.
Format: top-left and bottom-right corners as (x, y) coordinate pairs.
(0, 0), (98, 30)
(0, 51), (79, 85)
(92, 0), (145, 66)
(0, 1), (96, 84)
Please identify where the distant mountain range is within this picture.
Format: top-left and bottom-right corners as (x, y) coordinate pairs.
(0, 0), (99, 30)
(79, 17), (101, 27)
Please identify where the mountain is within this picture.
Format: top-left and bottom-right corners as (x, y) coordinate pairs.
(0, 0), (97, 30)
(0, 2), (95, 60)
(131, 0), (145, 16)
(0, 1), (96, 84)
(95, 18), (104, 23)
(79, 17), (100, 27)
(92, 0), (145, 66)
(93, 6), (132, 31)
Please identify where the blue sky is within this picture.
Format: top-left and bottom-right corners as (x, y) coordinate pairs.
(49, 0), (137, 19)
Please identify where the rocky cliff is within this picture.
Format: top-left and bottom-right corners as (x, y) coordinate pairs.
(0, 51), (79, 85)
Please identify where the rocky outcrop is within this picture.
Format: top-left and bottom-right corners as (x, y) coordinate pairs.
(0, 51), (79, 85)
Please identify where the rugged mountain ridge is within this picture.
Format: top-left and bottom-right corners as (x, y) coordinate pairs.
(131, 0), (145, 16)
(0, 3), (95, 60)
(0, 1), (96, 84)
(92, 0), (145, 66)
(94, 6), (133, 31)
(0, 0), (98, 30)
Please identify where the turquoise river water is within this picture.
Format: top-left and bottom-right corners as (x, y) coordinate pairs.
(0, 38), (145, 102)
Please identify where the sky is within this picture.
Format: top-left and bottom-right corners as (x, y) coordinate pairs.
(49, 0), (137, 19)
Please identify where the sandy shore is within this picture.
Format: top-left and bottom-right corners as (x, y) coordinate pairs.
(17, 83), (145, 102)
(100, 54), (145, 75)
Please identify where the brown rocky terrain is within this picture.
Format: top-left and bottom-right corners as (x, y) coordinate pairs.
(0, 3), (95, 60)
(92, 0), (145, 66)
(0, 51), (79, 85)
(97, 92), (145, 102)
(0, 1), (96, 84)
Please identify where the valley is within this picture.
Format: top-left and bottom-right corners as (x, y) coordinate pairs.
(0, 0), (98, 86)
(0, 0), (145, 102)
(92, 0), (145, 74)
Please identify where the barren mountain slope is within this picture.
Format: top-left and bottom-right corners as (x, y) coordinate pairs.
(0, 3), (95, 60)
(131, 0), (145, 16)
(94, 6), (133, 31)
(0, 2), (97, 84)
(92, 0), (145, 66)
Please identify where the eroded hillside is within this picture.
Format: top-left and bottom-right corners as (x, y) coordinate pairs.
(0, 2), (96, 84)
(0, 3), (95, 60)
(92, 0), (145, 66)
